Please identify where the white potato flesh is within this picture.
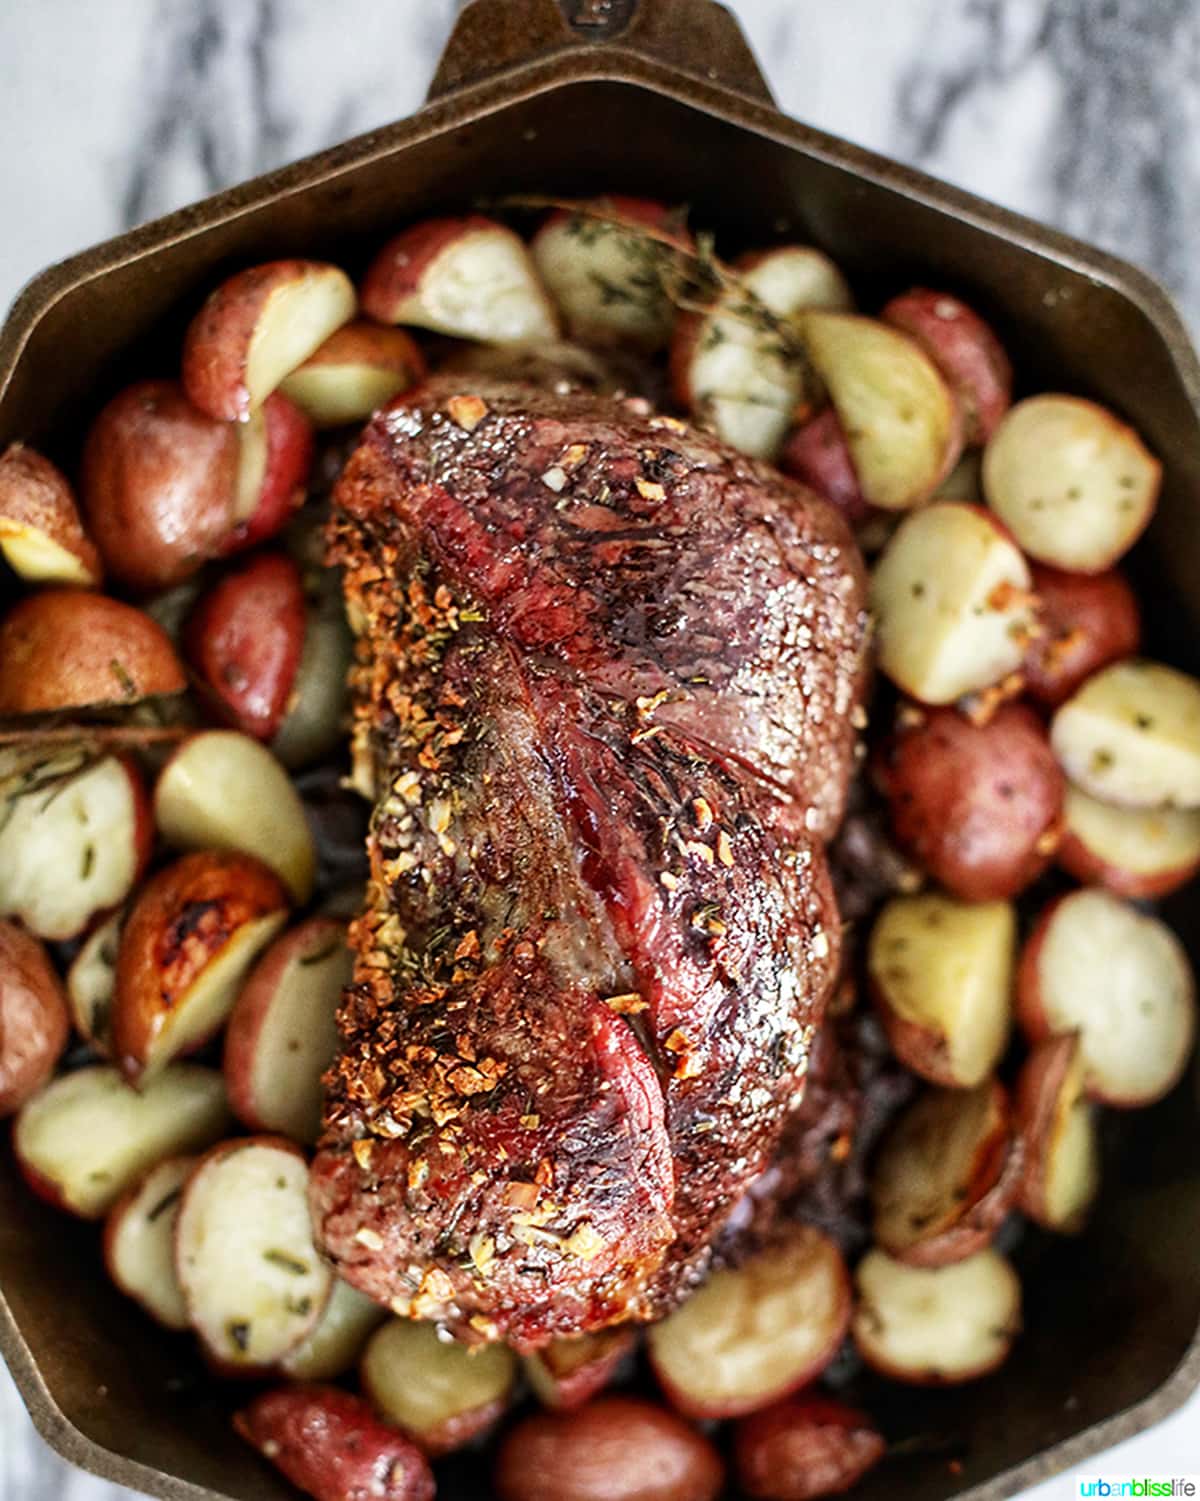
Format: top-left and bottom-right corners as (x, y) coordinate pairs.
(870, 502), (1033, 704)
(398, 228), (558, 344)
(234, 403), (269, 521)
(244, 268), (356, 411)
(0, 525), (93, 585)
(1042, 1092), (1100, 1230)
(14, 1064), (229, 1218)
(362, 1318), (516, 1443)
(982, 394), (1159, 571)
(1051, 660), (1200, 809)
(278, 363), (411, 428)
(1062, 784), (1200, 887)
(280, 1277), (387, 1381)
(532, 217), (678, 349)
(852, 1247), (1021, 1382)
(739, 246), (853, 318)
(67, 908), (122, 1055)
(106, 1155), (195, 1329)
(684, 296), (806, 460)
(1019, 1038), (1100, 1232)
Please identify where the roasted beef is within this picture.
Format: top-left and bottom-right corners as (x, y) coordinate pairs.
(310, 376), (867, 1349)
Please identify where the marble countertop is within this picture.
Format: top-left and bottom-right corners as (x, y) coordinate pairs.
(0, 1), (1197, 1497)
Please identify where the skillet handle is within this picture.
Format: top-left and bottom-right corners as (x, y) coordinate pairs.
(427, 0), (775, 105)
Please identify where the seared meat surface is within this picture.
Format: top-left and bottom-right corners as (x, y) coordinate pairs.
(311, 377), (867, 1349)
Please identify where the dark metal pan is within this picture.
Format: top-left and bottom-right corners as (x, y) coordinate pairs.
(1, 2), (1198, 1497)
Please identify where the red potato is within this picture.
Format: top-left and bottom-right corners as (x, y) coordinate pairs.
(361, 1317), (516, 1456)
(0, 752), (151, 941)
(869, 502), (1034, 704)
(734, 1399), (886, 1501)
(80, 380), (241, 591)
(876, 703), (1065, 901)
(801, 311), (963, 510)
(279, 321), (426, 428)
(102, 1155), (195, 1329)
(868, 892), (1014, 1089)
(362, 216), (558, 344)
(0, 443), (102, 585)
(176, 1136), (332, 1368)
(525, 1328), (637, 1411)
(779, 407), (872, 528)
(66, 909), (122, 1057)
(236, 1385), (434, 1501)
(113, 851), (289, 1083)
(531, 197), (693, 351)
(279, 1277), (388, 1382)
(182, 259), (356, 421)
(1017, 888), (1196, 1107)
(269, 582), (354, 770)
(982, 394), (1160, 571)
(1024, 564), (1141, 708)
(494, 1396), (724, 1501)
(1050, 659), (1200, 809)
(735, 246), (853, 319)
(185, 552), (308, 741)
(871, 1080), (1021, 1266)
(224, 917), (350, 1144)
(0, 590), (185, 715)
(882, 288), (1012, 445)
(646, 1227), (850, 1419)
(1015, 1034), (1100, 1232)
(229, 391), (314, 553)
(1057, 783), (1200, 898)
(13, 1062), (229, 1218)
(0, 922), (69, 1117)
(852, 1247), (1021, 1384)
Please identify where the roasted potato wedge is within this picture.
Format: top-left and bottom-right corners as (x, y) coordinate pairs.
(0, 442), (102, 585)
(0, 921), (69, 1117)
(1015, 1033), (1100, 1232)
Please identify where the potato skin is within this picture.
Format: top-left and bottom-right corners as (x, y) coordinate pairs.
(0, 590), (186, 714)
(527, 1328), (637, 1411)
(495, 1397), (723, 1501)
(734, 1398), (886, 1501)
(1024, 564), (1141, 708)
(228, 392), (314, 554)
(779, 408), (872, 526)
(1014, 1033), (1092, 1231)
(80, 380), (240, 591)
(877, 703), (1064, 900)
(235, 1384), (434, 1501)
(0, 442), (102, 583)
(882, 288), (1012, 445)
(361, 216), (507, 322)
(0, 922), (69, 1117)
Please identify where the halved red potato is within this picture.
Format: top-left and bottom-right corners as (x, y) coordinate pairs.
(362, 216), (558, 344)
(182, 260), (356, 421)
(0, 443), (102, 585)
(983, 394), (1160, 571)
(1058, 783), (1200, 898)
(1050, 659), (1200, 808)
(494, 1396), (724, 1501)
(66, 909), (122, 1057)
(361, 1317), (517, 1457)
(735, 246), (853, 319)
(0, 590), (185, 715)
(531, 197), (693, 350)
(113, 851), (288, 1083)
(1016, 888), (1195, 1107)
(778, 407), (872, 528)
(0, 922), (69, 1118)
(185, 552), (307, 741)
(876, 703), (1065, 900)
(801, 312), (962, 510)
(1015, 1034), (1100, 1232)
(279, 321), (426, 427)
(154, 730), (316, 902)
(236, 1385), (435, 1501)
(868, 892), (1014, 1089)
(0, 753), (150, 941)
(269, 582), (354, 770)
(176, 1136), (332, 1369)
(852, 1247), (1021, 1384)
(13, 1062), (229, 1218)
(525, 1328), (637, 1411)
(869, 502), (1034, 704)
(228, 391), (313, 553)
(871, 1080), (1020, 1266)
(279, 1277), (387, 1382)
(734, 1398), (886, 1501)
(102, 1154), (195, 1329)
(1024, 564), (1141, 708)
(646, 1227), (850, 1418)
(80, 380), (241, 592)
(882, 288), (1012, 445)
(224, 917), (350, 1144)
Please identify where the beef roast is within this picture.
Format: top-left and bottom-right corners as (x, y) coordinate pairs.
(310, 376), (867, 1349)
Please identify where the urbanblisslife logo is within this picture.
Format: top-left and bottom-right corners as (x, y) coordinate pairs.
(1077, 1480), (1198, 1498)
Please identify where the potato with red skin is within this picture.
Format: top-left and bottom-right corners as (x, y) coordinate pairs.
(525, 1328), (637, 1411)
(280, 321), (426, 428)
(1024, 564), (1141, 708)
(185, 552), (307, 741)
(0, 922), (69, 1117)
(494, 1396), (723, 1501)
(0, 443), (102, 585)
(779, 408), (872, 527)
(235, 1385), (434, 1501)
(734, 1399), (886, 1501)
(228, 391), (314, 553)
(80, 380), (241, 591)
(1015, 1033), (1100, 1232)
(876, 703), (1065, 900)
(0, 590), (186, 715)
(882, 288), (1012, 445)
(1057, 786), (1200, 899)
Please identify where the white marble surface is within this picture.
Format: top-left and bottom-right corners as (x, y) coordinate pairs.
(1, 1), (1198, 1497)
